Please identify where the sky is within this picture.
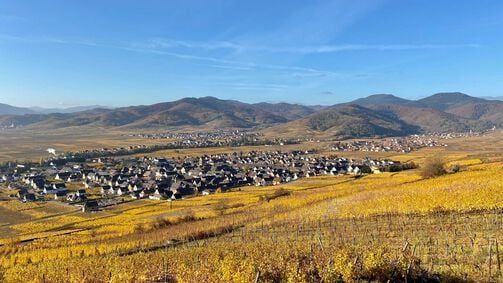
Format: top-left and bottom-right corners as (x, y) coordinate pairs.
(0, 0), (502, 108)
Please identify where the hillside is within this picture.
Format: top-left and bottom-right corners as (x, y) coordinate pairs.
(350, 94), (424, 108)
(1, 93), (501, 137)
(349, 92), (499, 132)
(418, 92), (487, 111)
(419, 92), (503, 125)
(252, 102), (316, 120)
(267, 104), (419, 139)
(0, 103), (36, 116)
(0, 97), (309, 129)
(29, 105), (110, 114)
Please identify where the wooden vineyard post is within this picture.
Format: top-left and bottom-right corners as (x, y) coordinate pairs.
(489, 240), (493, 281)
(496, 239), (501, 276)
(254, 270), (261, 283)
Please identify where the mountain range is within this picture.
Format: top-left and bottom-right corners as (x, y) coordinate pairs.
(0, 93), (501, 138)
(0, 104), (109, 116)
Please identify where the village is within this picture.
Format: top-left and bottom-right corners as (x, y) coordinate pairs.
(0, 149), (412, 212)
(52, 132), (299, 163)
(330, 131), (496, 153)
(0, 131), (486, 212)
(331, 135), (448, 153)
(131, 129), (261, 141)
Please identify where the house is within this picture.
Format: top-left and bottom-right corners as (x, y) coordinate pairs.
(108, 187), (118, 195)
(347, 166), (354, 173)
(55, 172), (71, 181)
(139, 189), (152, 199)
(83, 180), (96, 189)
(371, 166), (381, 174)
(43, 183), (67, 194)
(171, 192), (182, 200)
(117, 186), (129, 196)
(76, 189), (87, 198)
(128, 183), (142, 192)
(261, 176), (274, 186)
(101, 185), (111, 195)
(149, 189), (173, 200)
(82, 200), (99, 212)
(11, 173), (21, 181)
(21, 193), (37, 202)
(352, 166), (361, 175)
(67, 173), (82, 182)
(54, 191), (67, 200)
(66, 193), (79, 202)
(30, 177), (46, 190)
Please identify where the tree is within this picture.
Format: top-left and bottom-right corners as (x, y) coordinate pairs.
(420, 157), (446, 179)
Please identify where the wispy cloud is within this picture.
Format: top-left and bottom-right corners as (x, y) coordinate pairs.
(205, 64), (255, 71)
(146, 38), (243, 51)
(211, 82), (290, 91)
(138, 37), (481, 54)
(0, 34), (97, 46)
(122, 42), (339, 77)
(0, 33), (480, 82)
(270, 43), (481, 54)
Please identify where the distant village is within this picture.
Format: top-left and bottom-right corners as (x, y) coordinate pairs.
(131, 129), (261, 141)
(53, 131), (299, 163)
(332, 135), (448, 153)
(331, 132), (490, 153)
(0, 149), (413, 212)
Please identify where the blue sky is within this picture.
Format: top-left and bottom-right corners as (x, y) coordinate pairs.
(0, 0), (502, 107)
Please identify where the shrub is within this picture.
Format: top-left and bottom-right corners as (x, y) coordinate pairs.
(386, 162), (417, 172)
(213, 199), (229, 215)
(446, 164), (461, 174)
(420, 157), (446, 179)
(178, 211), (198, 222)
(213, 200), (244, 215)
(151, 217), (173, 230)
(259, 188), (291, 202)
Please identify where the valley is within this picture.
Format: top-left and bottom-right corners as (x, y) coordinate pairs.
(0, 125), (501, 282)
(0, 94), (502, 282)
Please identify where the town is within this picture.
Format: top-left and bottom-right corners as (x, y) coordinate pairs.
(0, 149), (413, 211)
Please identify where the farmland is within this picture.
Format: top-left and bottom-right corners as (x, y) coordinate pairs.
(0, 131), (502, 282)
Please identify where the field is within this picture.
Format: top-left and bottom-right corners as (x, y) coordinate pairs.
(0, 131), (502, 282)
(0, 127), (170, 162)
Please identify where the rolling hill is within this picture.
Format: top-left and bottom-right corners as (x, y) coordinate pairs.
(0, 103), (37, 116)
(348, 92), (499, 132)
(418, 92), (503, 124)
(0, 97), (310, 130)
(265, 104), (420, 139)
(268, 93), (500, 138)
(1, 93), (500, 138)
(29, 105), (111, 114)
(0, 103), (110, 116)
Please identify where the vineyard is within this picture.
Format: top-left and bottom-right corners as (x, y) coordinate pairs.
(0, 135), (502, 282)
